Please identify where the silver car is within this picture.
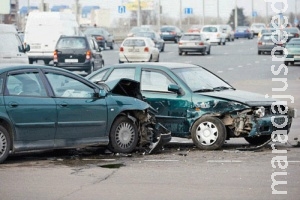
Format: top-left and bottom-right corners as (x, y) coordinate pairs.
(257, 33), (283, 55)
(178, 33), (211, 55)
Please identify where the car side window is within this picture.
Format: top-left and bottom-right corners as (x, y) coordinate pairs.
(89, 68), (109, 82)
(141, 70), (174, 92)
(6, 72), (47, 97)
(106, 68), (135, 82)
(45, 72), (94, 98)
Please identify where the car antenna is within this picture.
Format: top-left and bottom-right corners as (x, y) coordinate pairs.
(115, 40), (129, 63)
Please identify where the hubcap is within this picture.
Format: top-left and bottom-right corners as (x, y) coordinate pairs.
(0, 131), (7, 157)
(115, 122), (135, 149)
(195, 122), (218, 146)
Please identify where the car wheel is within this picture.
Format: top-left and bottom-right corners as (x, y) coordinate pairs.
(207, 47), (211, 55)
(148, 55), (153, 62)
(110, 42), (114, 50)
(87, 63), (94, 74)
(258, 51), (261, 55)
(222, 40), (226, 45)
(231, 38), (234, 41)
(161, 44), (165, 52)
(218, 41), (221, 45)
(44, 60), (50, 65)
(174, 37), (178, 43)
(178, 51), (182, 56)
(191, 116), (226, 150)
(29, 58), (34, 64)
(119, 59), (124, 64)
(108, 116), (138, 153)
(244, 135), (271, 145)
(0, 126), (11, 164)
(156, 54), (159, 62)
(291, 61), (295, 66)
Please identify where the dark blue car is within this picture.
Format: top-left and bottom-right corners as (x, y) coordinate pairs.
(234, 26), (254, 39)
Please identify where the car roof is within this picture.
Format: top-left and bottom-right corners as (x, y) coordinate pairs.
(0, 64), (67, 73)
(107, 62), (200, 70)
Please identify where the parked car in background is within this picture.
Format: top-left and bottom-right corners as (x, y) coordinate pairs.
(83, 27), (115, 50)
(0, 24), (30, 64)
(178, 32), (211, 55)
(234, 26), (254, 39)
(134, 31), (165, 52)
(53, 35), (104, 74)
(187, 25), (202, 33)
(257, 33), (283, 55)
(127, 26), (153, 37)
(160, 25), (183, 43)
(201, 25), (227, 45)
(283, 27), (300, 43)
(221, 24), (235, 41)
(250, 23), (266, 36)
(284, 38), (300, 66)
(87, 62), (295, 150)
(119, 37), (160, 63)
(0, 64), (171, 163)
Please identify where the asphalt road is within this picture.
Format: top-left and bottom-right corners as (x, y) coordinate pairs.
(1, 38), (299, 200)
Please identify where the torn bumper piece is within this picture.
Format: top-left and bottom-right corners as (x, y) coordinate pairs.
(148, 123), (172, 154)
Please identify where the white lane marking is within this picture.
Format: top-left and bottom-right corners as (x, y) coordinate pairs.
(238, 65), (243, 68)
(217, 71), (223, 73)
(228, 68), (234, 70)
(144, 160), (179, 162)
(247, 63), (252, 65)
(255, 61), (260, 63)
(207, 160), (242, 163)
(224, 52), (229, 55)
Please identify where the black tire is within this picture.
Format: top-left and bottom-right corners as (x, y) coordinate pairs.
(108, 116), (138, 153)
(44, 60), (50, 65)
(191, 116), (226, 150)
(222, 40), (226, 45)
(290, 61), (295, 66)
(231, 38), (234, 41)
(207, 47), (210, 55)
(161, 44), (165, 52)
(284, 61), (289, 65)
(258, 51), (261, 55)
(218, 41), (221, 45)
(0, 126), (11, 164)
(110, 42), (114, 50)
(29, 58), (34, 64)
(174, 37), (178, 43)
(119, 60), (124, 64)
(244, 135), (271, 145)
(148, 55), (152, 62)
(178, 51), (182, 56)
(155, 55), (159, 62)
(87, 64), (94, 74)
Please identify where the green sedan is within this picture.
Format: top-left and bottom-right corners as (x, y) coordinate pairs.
(87, 62), (296, 150)
(0, 64), (171, 163)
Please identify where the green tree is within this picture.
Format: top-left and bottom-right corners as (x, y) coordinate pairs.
(227, 7), (249, 29)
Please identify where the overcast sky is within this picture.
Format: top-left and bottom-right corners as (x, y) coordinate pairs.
(19, 0), (299, 19)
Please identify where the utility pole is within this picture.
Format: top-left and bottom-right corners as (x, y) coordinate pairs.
(179, 0), (182, 29)
(137, 0), (141, 26)
(252, 0), (254, 23)
(235, 0), (238, 29)
(157, 0), (161, 28)
(266, 1), (269, 25)
(202, 0), (205, 25)
(217, 0), (219, 24)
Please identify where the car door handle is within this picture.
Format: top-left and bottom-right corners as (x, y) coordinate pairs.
(58, 102), (68, 107)
(8, 102), (19, 107)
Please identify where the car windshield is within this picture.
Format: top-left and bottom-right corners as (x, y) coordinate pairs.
(123, 39), (146, 47)
(56, 37), (87, 49)
(135, 32), (155, 39)
(84, 28), (105, 34)
(202, 27), (217, 32)
(284, 28), (299, 33)
(161, 27), (175, 31)
(172, 67), (232, 92)
(181, 34), (202, 40)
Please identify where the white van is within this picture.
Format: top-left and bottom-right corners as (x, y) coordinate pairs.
(0, 24), (30, 64)
(201, 25), (227, 45)
(24, 12), (80, 64)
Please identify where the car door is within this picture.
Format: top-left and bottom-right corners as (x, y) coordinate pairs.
(44, 70), (108, 148)
(4, 69), (57, 150)
(139, 68), (191, 137)
(89, 38), (103, 69)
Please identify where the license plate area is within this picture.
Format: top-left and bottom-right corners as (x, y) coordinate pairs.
(65, 59), (78, 63)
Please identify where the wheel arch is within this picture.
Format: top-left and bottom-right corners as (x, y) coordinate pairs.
(0, 117), (15, 151)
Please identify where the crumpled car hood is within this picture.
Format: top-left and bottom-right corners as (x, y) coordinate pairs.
(200, 89), (277, 106)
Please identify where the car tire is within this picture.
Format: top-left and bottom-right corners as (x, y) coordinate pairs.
(291, 61), (295, 66)
(87, 64), (94, 74)
(207, 47), (211, 55)
(218, 41), (221, 45)
(119, 60), (124, 64)
(174, 37), (178, 43)
(178, 51), (182, 56)
(108, 116), (139, 153)
(110, 42), (114, 50)
(222, 40), (226, 45)
(156, 55), (159, 62)
(258, 51), (261, 55)
(161, 44), (165, 52)
(244, 135), (271, 145)
(29, 58), (34, 64)
(0, 125), (11, 164)
(44, 60), (50, 65)
(148, 55), (153, 62)
(231, 38), (234, 41)
(191, 116), (226, 150)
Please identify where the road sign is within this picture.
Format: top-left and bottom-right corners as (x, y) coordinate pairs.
(184, 8), (193, 15)
(118, 6), (126, 13)
(252, 11), (257, 17)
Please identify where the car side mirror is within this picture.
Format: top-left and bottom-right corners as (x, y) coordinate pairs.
(25, 44), (30, 52)
(94, 88), (107, 98)
(168, 84), (185, 96)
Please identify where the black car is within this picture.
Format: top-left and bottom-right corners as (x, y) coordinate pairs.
(83, 27), (114, 50)
(283, 27), (300, 43)
(53, 35), (104, 74)
(134, 31), (165, 52)
(160, 25), (183, 43)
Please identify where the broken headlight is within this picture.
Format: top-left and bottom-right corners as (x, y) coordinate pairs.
(254, 106), (265, 118)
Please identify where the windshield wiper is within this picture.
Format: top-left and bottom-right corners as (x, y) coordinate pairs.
(193, 88), (214, 93)
(213, 86), (233, 91)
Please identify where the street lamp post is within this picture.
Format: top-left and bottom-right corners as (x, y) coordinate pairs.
(235, 0), (238, 29)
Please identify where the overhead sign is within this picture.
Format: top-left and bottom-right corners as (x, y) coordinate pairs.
(118, 6), (126, 13)
(0, 0), (10, 14)
(252, 11), (257, 17)
(125, 0), (154, 11)
(184, 8), (193, 15)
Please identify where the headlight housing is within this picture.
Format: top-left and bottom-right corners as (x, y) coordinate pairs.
(254, 106), (265, 118)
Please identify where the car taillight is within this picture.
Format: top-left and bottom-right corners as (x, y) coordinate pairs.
(53, 50), (58, 62)
(96, 36), (104, 40)
(246, 30), (250, 33)
(86, 50), (91, 60)
(144, 47), (149, 52)
(120, 47), (124, 52)
(179, 42), (183, 45)
(217, 33), (220, 37)
(199, 42), (204, 45)
(258, 41), (262, 45)
(171, 31), (176, 35)
(295, 33), (299, 37)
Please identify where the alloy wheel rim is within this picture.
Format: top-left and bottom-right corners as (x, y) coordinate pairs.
(0, 131), (7, 157)
(115, 122), (135, 149)
(195, 121), (218, 146)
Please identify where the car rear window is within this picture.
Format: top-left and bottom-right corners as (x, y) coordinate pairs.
(202, 27), (217, 32)
(181, 34), (202, 40)
(56, 37), (87, 49)
(161, 27), (175, 31)
(123, 39), (146, 47)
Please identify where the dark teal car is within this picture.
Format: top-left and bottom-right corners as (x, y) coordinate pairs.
(0, 64), (170, 163)
(87, 62), (296, 150)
